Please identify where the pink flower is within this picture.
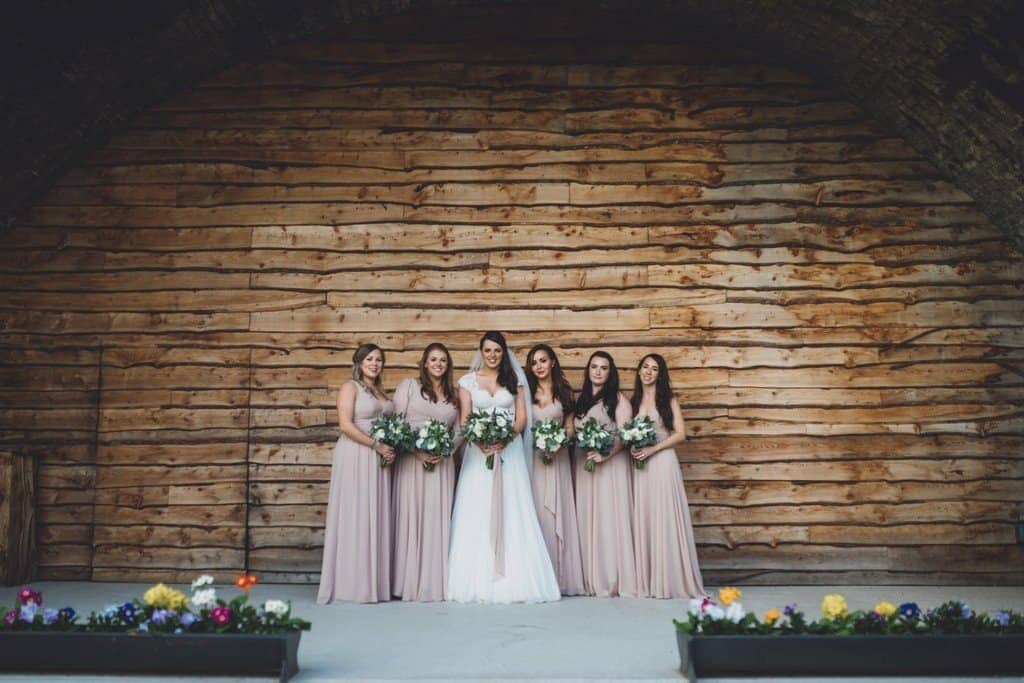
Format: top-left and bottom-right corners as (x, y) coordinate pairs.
(3, 610), (17, 626)
(210, 606), (232, 625)
(16, 587), (41, 606)
(700, 597), (715, 613)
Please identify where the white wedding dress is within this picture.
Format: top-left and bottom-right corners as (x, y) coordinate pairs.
(447, 372), (561, 603)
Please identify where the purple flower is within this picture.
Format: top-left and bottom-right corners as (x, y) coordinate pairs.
(20, 603), (38, 622)
(179, 612), (197, 628)
(58, 607), (75, 621)
(993, 611), (1011, 627)
(3, 610), (17, 626)
(150, 609), (170, 624)
(118, 602), (138, 622)
(783, 603), (798, 616)
(898, 602), (921, 620)
(42, 609), (58, 625)
(16, 587), (42, 606)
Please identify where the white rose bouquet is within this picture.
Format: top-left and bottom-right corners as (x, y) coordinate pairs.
(575, 417), (614, 472)
(462, 408), (515, 470)
(619, 414), (658, 469)
(533, 418), (569, 465)
(414, 418), (455, 471)
(369, 412), (415, 467)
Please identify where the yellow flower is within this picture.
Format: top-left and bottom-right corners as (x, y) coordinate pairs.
(821, 594), (848, 620)
(718, 587), (741, 606)
(764, 608), (782, 625)
(874, 601), (897, 617)
(143, 583), (189, 610)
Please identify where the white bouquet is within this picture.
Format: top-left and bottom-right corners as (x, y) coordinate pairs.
(533, 418), (569, 465)
(414, 418), (455, 471)
(619, 414), (658, 469)
(369, 412), (415, 467)
(462, 408), (515, 469)
(574, 417), (614, 472)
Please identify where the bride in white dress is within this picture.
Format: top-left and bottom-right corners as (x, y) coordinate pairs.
(447, 331), (561, 603)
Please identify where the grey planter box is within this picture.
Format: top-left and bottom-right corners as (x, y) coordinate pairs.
(678, 631), (1024, 680)
(0, 630), (302, 682)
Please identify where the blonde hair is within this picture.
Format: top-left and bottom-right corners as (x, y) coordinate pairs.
(351, 343), (385, 390)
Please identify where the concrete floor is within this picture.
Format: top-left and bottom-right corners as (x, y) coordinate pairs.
(1, 583), (1022, 682)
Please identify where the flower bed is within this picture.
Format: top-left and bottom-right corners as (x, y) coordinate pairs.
(0, 574), (310, 682)
(675, 588), (1024, 681)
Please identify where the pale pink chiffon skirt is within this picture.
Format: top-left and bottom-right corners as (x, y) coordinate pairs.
(531, 448), (586, 595)
(574, 450), (639, 597)
(391, 452), (455, 601)
(317, 435), (391, 604)
(633, 448), (706, 598)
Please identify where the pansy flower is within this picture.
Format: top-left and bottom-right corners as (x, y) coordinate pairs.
(211, 606), (232, 625)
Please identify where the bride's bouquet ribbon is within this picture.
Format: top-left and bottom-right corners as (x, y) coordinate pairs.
(490, 448), (505, 578)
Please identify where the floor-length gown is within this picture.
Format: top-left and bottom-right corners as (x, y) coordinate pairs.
(447, 372), (561, 604)
(633, 410), (706, 598)
(317, 382), (394, 604)
(574, 401), (639, 597)
(391, 378), (458, 601)
(531, 400), (586, 595)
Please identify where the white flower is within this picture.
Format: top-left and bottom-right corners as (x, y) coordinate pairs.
(495, 416), (507, 427)
(427, 439), (437, 450)
(191, 588), (217, 609)
(687, 598), (704, 616)
(472, 423), (484, 437)
(190, 574), (215, 591)
(725, 602), (745, 623)
(263, 599), (289, 617)
(706, 604), (725, 620)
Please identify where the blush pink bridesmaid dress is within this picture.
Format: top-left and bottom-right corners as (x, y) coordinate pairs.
(317, 381), (393, 604)
(391, 378), (459, 601)
(531, 399), (586, 596)
(632, 410), (706, 598)
(573, 398), (639, 597)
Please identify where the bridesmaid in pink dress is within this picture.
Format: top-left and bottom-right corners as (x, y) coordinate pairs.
(573, 351), (639, 597)
(317, 343), (396, 604)
(525, 344), (585, 596)
(630, 353), (706, 599)
(391, 343), (461, 601)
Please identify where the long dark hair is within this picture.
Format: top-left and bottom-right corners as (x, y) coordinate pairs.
(526, 344), (574, 414)
(480, 331), (518, 395)
(631, 353), (675, 431)
(574, 351), (619, 420)
(352, 343), (385, 390)
(418, 342), (456, 404)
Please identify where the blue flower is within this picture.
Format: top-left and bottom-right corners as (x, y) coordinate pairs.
(118, 602), (138, 622)
(19, 603), (38, 622)
(57, 607), (75, 621)
(42, 609), (59, 625)
(783, 603), (798, 616)
(898, 602), (920, 620)
(137, 621), (149, 633)
(102, 604), (119, 618)
(960, 603), (972, 619)
(179, 611), (197, 627)
(993, 611), (1011, 627)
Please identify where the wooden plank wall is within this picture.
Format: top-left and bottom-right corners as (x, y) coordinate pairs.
(2, 7), (1023, 584)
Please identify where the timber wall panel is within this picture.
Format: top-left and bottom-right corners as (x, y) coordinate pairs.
(2, 6), (1022, 583)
